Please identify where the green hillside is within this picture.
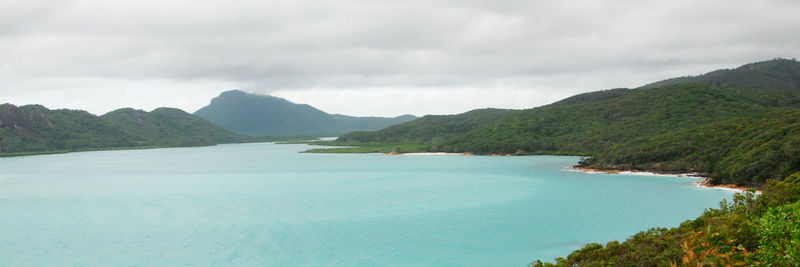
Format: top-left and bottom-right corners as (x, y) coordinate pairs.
(337, 108), (518, 148)
(586, 109), (800, 185)
(194, 90), (416, 136)
(322, 58), (800, 186)
(101, 107), (247, 147)
(0, 104), (136, 153)
(0, 104), (250, 155)
(448, 83), (799, 157)
(640, 58), (800, 90)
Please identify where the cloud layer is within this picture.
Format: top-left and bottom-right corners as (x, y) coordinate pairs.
(2, 0), (799, 116)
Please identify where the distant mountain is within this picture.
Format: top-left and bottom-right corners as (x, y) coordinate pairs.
(193, 90), (417, 136)
(0, 104), (248, 154)
(101, 107), (247, 147)
(639, 58), (800, 89)
(330, 58), (800, 186)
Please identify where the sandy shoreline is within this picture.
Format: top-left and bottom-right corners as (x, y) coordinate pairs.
(377, 154), (756, 193)
(693, 179), (756, 193)
(570, 166), (704, 177)
(570, 166), (756, 193)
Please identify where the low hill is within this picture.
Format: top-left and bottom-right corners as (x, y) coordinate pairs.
(337, 108), (519, 149)
(194, 90), (417, 136)
(1, 104), (136, 153)
(0, 104), (249, 155)
(330, 114), (419, 132)
(101, 107), (247, 147)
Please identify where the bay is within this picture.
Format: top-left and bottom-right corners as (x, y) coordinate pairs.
(0, 142), (733, 266)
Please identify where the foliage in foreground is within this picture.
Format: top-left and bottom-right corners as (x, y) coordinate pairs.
(531, 172), (800, 266)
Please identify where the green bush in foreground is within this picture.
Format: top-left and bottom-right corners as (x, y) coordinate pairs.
(755, 201), (800, 265)
(532, 172), (800, 266)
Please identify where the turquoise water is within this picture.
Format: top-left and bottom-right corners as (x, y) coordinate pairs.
(0, 142), (733, 266)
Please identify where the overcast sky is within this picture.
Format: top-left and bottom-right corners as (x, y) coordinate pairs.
(2, 0), (799, 117)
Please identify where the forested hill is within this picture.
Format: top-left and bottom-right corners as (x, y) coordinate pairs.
(330, 58), (800, 186)
(586, 109), (800, 185)
(0, 104), (135, 153)
(0, 104), (248, 155)
(337, 108), (518, 148)
(194, 90), (417, 136)
(101, 107), (247, 147)
(640, 58), (800, 90)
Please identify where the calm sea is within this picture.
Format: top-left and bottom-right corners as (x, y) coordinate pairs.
(0, 142), (733, 266)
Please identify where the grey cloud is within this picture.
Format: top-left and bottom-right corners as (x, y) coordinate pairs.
(1, 0), (799, 115)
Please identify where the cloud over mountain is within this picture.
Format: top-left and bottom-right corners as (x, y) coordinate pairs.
(1, 0), (799, 116)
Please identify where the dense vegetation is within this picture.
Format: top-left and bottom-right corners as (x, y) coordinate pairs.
(532, 172), (800, 266)
(448, 84), (783, 154)
(0, 104), (250, 155)
(587, 109), (800, 185)
(101, 107), (248, 147)
(336, 108), (518, 149)
(323, 58), (800, 186)
(0, 104), (136, 153)
(194, 90), (416, 136)
(640, 58), (800, 90)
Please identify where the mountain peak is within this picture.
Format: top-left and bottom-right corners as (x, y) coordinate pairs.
(151, 107), (189, 114)
(218, 89), (251, 97)
(218, 89), (282, 99)
(194, 90), (416, 136)
(211, 90), (294, 106)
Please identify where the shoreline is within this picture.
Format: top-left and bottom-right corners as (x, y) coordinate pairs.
(570, 166), (756, 193)
(694, 179), (756, 193)
(0, 146), (169, 158)
(570, 166), (705, 177)
(384, 152), (474, 156)
(0, 140), (271, 159)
